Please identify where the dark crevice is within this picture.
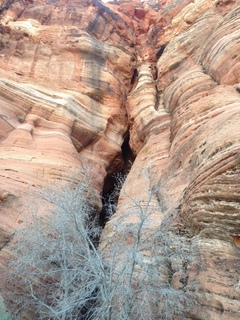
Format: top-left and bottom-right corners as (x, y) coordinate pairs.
(121, 134), (135, 175)
(131, 68), (138, 85)
(156, 43), (167, 59)
(99, 134), (135, 227)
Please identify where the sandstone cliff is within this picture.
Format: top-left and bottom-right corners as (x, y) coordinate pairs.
(0, 0), (240, 319)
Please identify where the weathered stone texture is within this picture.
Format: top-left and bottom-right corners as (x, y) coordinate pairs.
(0, 0), (240, 318)
(102, 1), (240, 319)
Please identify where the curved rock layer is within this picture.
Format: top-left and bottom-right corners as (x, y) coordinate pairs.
(102, 1), (240, 319)
(0, 0), (137, 236)
(0, 0), (240, 319)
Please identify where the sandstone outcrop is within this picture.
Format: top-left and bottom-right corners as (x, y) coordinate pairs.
(0, 0), (240, 319)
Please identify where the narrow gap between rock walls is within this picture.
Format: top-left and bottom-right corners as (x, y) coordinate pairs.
(99, 134), (135, 227)
(98, 58), (160, 227)
(83, 136), (135, 319)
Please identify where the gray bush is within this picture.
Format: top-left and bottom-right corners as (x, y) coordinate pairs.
(4, 174), (197, 320)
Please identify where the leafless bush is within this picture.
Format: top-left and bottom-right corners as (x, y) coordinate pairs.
(4, 170), (197, 320)
(100, 171), (196, 320)
(5, 180), (104, 320)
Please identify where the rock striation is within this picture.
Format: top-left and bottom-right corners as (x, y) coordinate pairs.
(0, 0), (240, 319)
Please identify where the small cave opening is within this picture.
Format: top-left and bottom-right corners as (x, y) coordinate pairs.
(99, 134), (135, 227)
(130, 68), (139, 91)
(156, 43), (167, 59)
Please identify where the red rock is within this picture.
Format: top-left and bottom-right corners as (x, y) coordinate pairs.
(118, 3), (135, 18)
(0, 0), (240, 318)
(135, 8), (146, 19)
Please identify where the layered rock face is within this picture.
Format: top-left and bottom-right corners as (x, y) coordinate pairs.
(0, 0), (240, 319)
(0, 0), (136, 238)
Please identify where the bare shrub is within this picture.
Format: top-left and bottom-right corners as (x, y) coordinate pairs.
(3, 171), (197, 320)
(5, 181), (104, 319)
(100, 172), (196, 320)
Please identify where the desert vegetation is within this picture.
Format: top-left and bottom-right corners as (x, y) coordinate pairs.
(2, 171), (197, 319)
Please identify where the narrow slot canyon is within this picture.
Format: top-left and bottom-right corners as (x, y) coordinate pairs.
(100, 134), (135, 227)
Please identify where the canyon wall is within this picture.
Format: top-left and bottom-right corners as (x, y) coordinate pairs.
(0, 0), (240, 318)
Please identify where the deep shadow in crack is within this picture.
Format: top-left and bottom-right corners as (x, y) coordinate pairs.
(99, 134), (135, 227)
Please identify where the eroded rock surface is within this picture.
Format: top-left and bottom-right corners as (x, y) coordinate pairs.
(0, 0), (240, 319)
